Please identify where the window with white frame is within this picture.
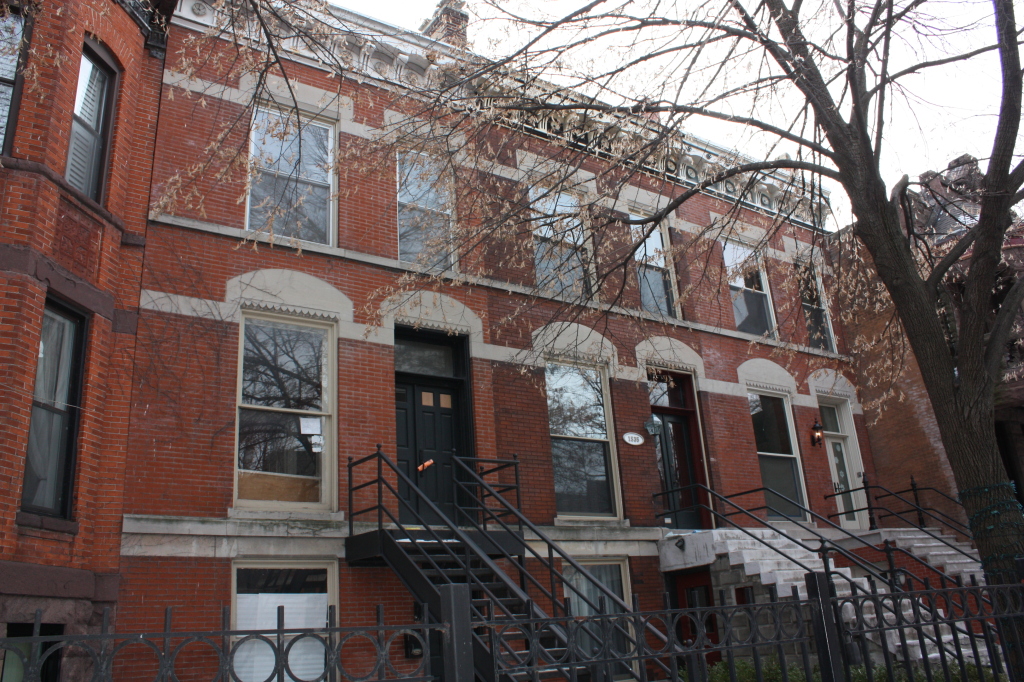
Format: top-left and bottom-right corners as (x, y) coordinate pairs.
(632, 214), (675, 317)
(248, 109), (333, 245)
(563, 561), (631, 668)
(236, 315), (332, 507)
(722, 241), (775, 337)
(397, 152), (453, 269)
(0, 12), (25, 152)
(232, 562), (336, 682)
(545, 363), (615, 515)
(532, 190), (591, 297)
(799, 265), (835, 351)
(747, 392), (805, 518)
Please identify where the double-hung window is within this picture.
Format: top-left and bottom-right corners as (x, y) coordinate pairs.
(532, 190), (590, 297)
(799, 266), (835, 351)
(632, 215), (675, 317)
(66, 48), (115, 201)
(237, 316), (332, 507)
(723, 241), (775, 337)
(748, 392), (805, 518)
(232, 562), (336, 682)
(22, 303), (85, 518)
(0, 12), (25, 152)
(249, 109), (333, 245)
(397, 152), (453, 269)
(545, 363), (615, 515)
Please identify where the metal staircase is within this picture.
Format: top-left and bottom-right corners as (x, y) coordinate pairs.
(346, 448), (676, 682)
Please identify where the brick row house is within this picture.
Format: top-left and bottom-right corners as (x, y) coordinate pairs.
(0, 0), (173, 659)
(0, 0), (983, 679)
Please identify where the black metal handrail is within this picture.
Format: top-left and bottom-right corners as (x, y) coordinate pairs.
(451, 456), (678, 678)
(347, 446), (533, 623)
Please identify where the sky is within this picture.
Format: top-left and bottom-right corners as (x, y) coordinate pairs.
(334, 0), (1011, 229)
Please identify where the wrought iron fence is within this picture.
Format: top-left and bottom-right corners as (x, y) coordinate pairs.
(0, 604), (446, 682)
(2, 574), (1023, 682)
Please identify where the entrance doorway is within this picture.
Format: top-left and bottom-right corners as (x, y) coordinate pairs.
(819, 402), (868, 530)
(394, 332), (469, 525)
(649, 373), (710, 529)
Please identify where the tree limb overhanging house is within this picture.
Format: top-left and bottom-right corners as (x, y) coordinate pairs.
(0, 0), (1022, 680)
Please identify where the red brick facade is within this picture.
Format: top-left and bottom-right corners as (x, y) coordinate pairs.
(0, 0), (906, 644)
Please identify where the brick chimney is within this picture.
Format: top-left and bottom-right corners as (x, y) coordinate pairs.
(421, 0), (468, 49)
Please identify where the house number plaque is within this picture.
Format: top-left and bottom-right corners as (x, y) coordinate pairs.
(622, 432), (645, 446)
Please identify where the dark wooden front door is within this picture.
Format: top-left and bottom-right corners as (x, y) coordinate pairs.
(649, 373), (710, 529)
(395, 381), (459, 524)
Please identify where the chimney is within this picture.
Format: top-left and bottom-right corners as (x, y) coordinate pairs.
(421, 0), (468, 49)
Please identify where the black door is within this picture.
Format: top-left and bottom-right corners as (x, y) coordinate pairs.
(396, 381), (459, 524)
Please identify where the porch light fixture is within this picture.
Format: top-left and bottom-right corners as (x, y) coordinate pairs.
(811, 420), (824, 447)
(644, 417), (662, 436)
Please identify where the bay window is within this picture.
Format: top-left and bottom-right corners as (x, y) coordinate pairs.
(22, 303), (85, 518)
(0, 12), (24, 152)
(248, 109), (333, 245)
(237, 315), (332, 507)
(66, 47), (115, 201)
(546, 363), (615, 515)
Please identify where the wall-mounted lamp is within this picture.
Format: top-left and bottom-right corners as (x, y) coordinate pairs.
(644, 417), (663, 436)
(810, 420), (824, 447)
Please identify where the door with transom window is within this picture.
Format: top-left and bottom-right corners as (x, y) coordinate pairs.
(819, 403), (868, 530)
(394, 333), (467, 525)
(649, 373), (710, 529)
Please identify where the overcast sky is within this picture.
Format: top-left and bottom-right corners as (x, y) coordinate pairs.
(335, 0), (1010, 229)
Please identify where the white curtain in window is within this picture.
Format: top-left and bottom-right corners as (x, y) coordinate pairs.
(234, 594), (328, 682)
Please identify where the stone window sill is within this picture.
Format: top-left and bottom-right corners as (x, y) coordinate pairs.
(16, 511), (79, 535)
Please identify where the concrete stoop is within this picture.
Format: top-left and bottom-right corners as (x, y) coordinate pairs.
(659, 527), (990, 665)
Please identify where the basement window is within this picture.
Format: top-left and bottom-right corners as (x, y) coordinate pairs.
(232, 563), (336, 682)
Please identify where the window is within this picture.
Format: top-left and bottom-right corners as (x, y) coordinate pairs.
(748, 392), (805, 518)
(633, 216), (675, 317)
(800, 266), (835, 351)
(563, 561), (631, 670)
(398, 152), (453, 269)
(0, 12), (25, 152)
(532, 190), (591, 297)
(237, 316), (332, 507)
(723, 241), (775, 337)
(66, 48), (115, 201)
(1, 624), (64, 682)
(546, 363), (615, 515)
(232, 563), (336, 682)
(22, 303), (85, 518)
(249, 109), (333, 245)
